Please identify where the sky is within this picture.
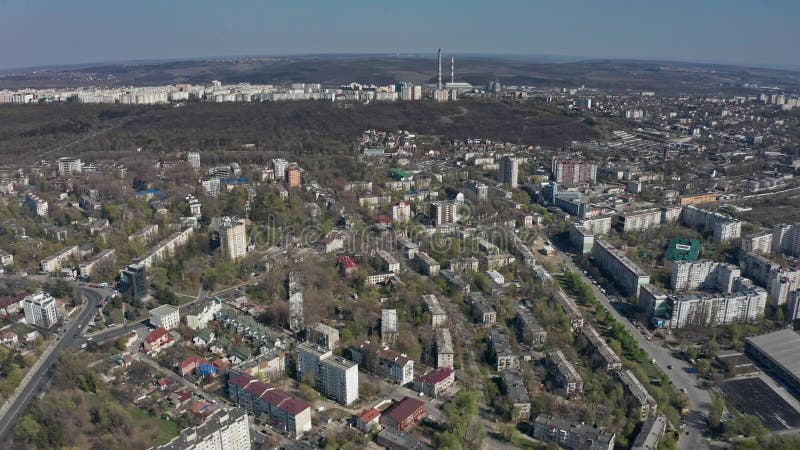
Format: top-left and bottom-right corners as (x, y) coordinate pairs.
(1, 0), (799, 70)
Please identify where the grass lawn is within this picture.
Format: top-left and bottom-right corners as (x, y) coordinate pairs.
(130, 407), (181, 446)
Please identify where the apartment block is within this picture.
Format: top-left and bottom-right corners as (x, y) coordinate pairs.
(614, 369), (657, 420)
(582, 326), (622, 371)
(40, 245), (79, 273)
(375, 249), (400, 274)
(23, 292), (58, 328)
(593, 240), (650, 299)
(350, 340), (415, 386)
(570, 224), (595, 254)
(500, 156), (519, 188)
(514, 310), (547, 348)
(306, 323), (340, 351)
(391, 201), (412, 223)
(546, 350), (583, 398)
(414, 251), (440, 277)
(435, 328), (454, 368)
(469, 292), (496, 325)
(552, 157), (597, 184)
(155, 408), (250, 450)
(742, 230), (773, 254)
(501, 370), (531, 422)
(666, 279), (767, 329)
(79, 249), (116, 279)
(135, 227), (194, 269)
(296, 342), (359, 405)
(149, 304), (180, 330)
(25, 193), (48, 217)
(619, 208), (662, 232)
(227, 374), (311, 439)
(772, 223), (800, 257)
(671, 260), (740, 293)
(489, 328), (520, 371)
(428, 201), (458, 227)
(421, 294), (447, 328)
(631, 414), (667, 450)
(680, 205), (741, 242)
(532, 414), (615, 450)
(219, 217), (247, 260)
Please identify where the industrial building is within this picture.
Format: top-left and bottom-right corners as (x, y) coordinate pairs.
(745, 329), (800, 399)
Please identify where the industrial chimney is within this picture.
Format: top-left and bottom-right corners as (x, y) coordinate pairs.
(437, 48), (442, 91)
(451, 57), (454, 84)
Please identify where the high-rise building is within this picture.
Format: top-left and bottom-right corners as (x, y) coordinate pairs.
(187, 152), (201, 169)
(500, 156), (519, 188)
(23, 292), (59, 328)
(219, 217), (247, 260)
(551, 157), (597, 184)
(391, 201), (412, 223)
(25, 193), (48, 217)
(681, 206), (741, 242)
(155, 408), (250, 450)
(593, 240), (651, 299)
(671, 260), (740, 293)
(286, 165), (302, 188)
(772, 223), (800, 257)
(297, 342), (359, 405)
(271, 158), (289, 180)
(428, 201), (458, 227)
(57, 157), (82, 177)
(121, 263), (148, 301)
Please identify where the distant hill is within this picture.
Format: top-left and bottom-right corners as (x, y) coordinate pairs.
(2, 55), (799, 95)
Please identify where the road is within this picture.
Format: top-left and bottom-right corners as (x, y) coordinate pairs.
(0, 286), (105, 442)
(555, 251), (711, 450)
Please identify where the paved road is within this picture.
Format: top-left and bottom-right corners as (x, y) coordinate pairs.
(556, 252), (711, 450)
(0, 286), (104, 442)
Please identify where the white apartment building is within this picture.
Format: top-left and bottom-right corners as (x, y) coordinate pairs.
(435, 328), (454, 368)
(40, 245), (79, 273)
(135, 227), (194, 269)
(671, 260), (740, 293)
(57, 157), (82, 177)
(428, 201), (458, 227)
(25, 193), (48, 217)
(219, 217), (247, 260)
(742, 230), (773, 254)
(680, 205), (742, 242)
(271, 158), (289, 180)
(619, 208), (662, 232)
(187, 152), (201, 169)
(23, 292), (59, 328)
(155, 408), (250, 450)
(149, 304), (180, 330)
(390, 201), (412, 223)
(296, 343), (359, 405)
(186, 298), (222, 330)
(772, 223), (800, 257)
(667, 279), (766, 329)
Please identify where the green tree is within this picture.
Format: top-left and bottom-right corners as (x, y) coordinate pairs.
(15, 414), (41, 444)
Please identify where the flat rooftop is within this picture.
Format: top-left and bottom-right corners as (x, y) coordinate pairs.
(746, 329), (800, 381)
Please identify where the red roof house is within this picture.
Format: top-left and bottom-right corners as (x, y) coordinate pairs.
(380, 397), (425, 431)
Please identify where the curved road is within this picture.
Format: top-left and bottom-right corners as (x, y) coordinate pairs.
(0, 286), (105, 442)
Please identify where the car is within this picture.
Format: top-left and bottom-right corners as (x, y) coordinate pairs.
(651, 359), (656, 364)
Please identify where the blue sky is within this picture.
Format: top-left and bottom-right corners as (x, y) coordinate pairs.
(1, 0), (798, 70)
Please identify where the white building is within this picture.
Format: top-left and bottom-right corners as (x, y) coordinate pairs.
(187, 152), (201, 169)
(681, 205), (741, 242)
(619, 208), (662, 232)
(391, 201), (412, 223)
(219, 217), (247, 260)
(186, 298), (222, 330)
(593, 240), (650, 299)
(149, 304), (180, 330)
(57, 157), (82, 177)
(23, 292), (59, 328)
(271, 158), (289, 180)
(25, 193), (48, 217)
(671, 260), (740, 293)
(667, 279), (766, 329)
(155, 408), (250, 450)
(296, 343), (359, 405)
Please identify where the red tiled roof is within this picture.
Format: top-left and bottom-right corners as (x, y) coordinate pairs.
(0, 292), (26, 309)
(356, 408), (381, 423)
(259, 387), (290, 406)
(158, 377), (170, 386)
(180, 355), (207, 369)
(145, 327), (168, 343)
(337, 256), (358, 269)
(277, 397), (310, 416)
(416, 367), (453, 385)
(244, 381), (269, 398)
(384, 397), (425, 424)
(229, 373), (256, 388)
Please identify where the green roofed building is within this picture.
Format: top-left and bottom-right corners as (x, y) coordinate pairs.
(390, 168), (410, 180)
(664, 238), (700, 261)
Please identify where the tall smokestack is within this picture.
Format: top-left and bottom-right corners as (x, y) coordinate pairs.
(451, 57), (454, 84)
(437, 48), (442, 91)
